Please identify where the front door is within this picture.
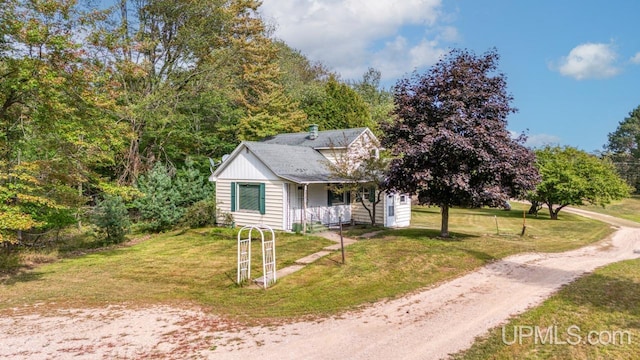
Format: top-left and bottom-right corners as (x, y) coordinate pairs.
(386, 194), (396, 227)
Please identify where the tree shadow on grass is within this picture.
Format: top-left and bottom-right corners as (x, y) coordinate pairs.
(556, 272), (640, 325)
(451, 247), (497, 262)
(386, 227), (479, 241)
(1, 271), (44, 285)
(381, 228), (495, 262)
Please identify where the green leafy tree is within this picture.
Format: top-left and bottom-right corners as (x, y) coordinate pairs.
(351, 68), (394, 132)
(530, 146), (631, 219)
(605, 105), (640, 191)
(275, 40), (332, 101)
(0, 162), (79, 244)
(0, 0), (127, 241)
(93, 195), (130, 244)
(303, 75), (373, 131)
(383, 49), (540, 237)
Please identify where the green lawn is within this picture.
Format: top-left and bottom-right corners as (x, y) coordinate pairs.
(0, 203), (613, 321)
(578, 195), (640, 223)
(453, 259), (640, 360)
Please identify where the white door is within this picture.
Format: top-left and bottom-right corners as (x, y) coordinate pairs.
(386, 194), (396, 227)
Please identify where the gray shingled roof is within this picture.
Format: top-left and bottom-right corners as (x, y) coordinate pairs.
(243, 142), (349, 183)
(261, 127), (369, 149)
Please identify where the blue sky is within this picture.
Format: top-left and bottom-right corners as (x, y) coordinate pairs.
(260, 0), (640, 152)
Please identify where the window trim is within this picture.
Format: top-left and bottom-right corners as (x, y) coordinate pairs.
(231, 182), (266, 214)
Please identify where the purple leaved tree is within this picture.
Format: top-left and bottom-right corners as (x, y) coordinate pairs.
(382, 48), (540, 238)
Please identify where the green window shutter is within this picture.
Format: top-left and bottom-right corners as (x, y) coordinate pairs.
(230, 182), (236, 212)
(327, 189), (333, 206)
(368, 186), (376, 202)
(259, 183), (266, 215)
(346, 190), (351, 204)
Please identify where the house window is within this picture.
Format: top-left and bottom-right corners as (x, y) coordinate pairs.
(329, 190), (347, 205)
(356, 186), (371, 201)
(400, 194), (408, 204)
(231, 182), (265, 214)
(327, 186), (350, 206)
(357, 186), (376, 203)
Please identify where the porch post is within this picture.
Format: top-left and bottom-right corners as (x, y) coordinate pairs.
(302, 183), (308, 234)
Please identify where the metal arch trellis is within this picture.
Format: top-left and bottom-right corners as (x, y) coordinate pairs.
(237, 224), (277, 289)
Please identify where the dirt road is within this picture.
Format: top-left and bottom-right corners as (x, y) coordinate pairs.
(1, 208), (639, 359)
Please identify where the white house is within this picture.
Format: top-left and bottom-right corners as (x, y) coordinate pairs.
(209, 126), (411, 231)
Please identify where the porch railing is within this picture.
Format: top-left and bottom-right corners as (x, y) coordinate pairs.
(289, 205), (351, 229)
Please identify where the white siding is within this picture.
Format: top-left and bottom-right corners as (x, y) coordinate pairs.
(394, 194), (411, 228)
(352, 198), (384, 225)
(352, 192), (411, 228)
(318, 149), (345, 165)
(216, 149), (280, 181)
(216, 179), (285, 230)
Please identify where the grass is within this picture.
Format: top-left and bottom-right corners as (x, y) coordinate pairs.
(0, 203), (613, 321)
(578, 195), (640, 223)
(453, 259), (640, 359)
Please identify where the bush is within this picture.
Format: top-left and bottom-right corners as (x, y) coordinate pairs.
(181, 198), (218, 228)
(93, 195), (130, 244)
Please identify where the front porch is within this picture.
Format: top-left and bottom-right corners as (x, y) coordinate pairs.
(284, 183), (352, 232)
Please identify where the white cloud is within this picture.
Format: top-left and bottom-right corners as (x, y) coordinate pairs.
(630, 52), (640, 64)
(524, 133), (562, 148)
(260, 0), (450, 82)
(369, 36), (447, 80)
(555, 43), (620, 80)
(510, 131), (561, 148)
(438, 26), (460, 42)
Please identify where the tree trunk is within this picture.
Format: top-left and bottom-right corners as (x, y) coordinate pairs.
(371, 200), (376, 226)
(548, 204), (559, 220)
(440, 204), (450, 238)
(528, 201), (540, 215)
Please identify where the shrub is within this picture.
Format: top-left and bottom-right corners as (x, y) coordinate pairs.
(181, 197), (217, 228)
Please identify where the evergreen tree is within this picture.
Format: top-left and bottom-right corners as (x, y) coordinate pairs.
(133, 162), (182, 232)
(231, 0), (307, 140)
(93, 195), (130, 244)
(174, 157), (214, 207)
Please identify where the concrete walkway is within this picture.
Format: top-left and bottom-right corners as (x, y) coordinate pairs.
(251, 230), (370, 286)
(276, 231), (357, 278)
